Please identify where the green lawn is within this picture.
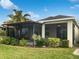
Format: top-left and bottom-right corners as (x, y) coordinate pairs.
(0, 44), (79, 59)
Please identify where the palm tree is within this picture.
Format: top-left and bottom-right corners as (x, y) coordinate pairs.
(8, 9), (30, 23)
(6, 9), (31, 44)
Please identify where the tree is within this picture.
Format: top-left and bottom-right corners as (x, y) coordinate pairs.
(5, 9), (30, 44)
(3, 9), (31, 45)
(8, 9), (30, 23)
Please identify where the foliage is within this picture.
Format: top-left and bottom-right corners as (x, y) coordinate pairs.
(0, 29), (6, 36)
(36, 39), (48, 47)
(0, 36), (10, 45)
(10, 37), (17, 46)
(19, 38), (28, 46)
(32, 34), (38, 41)
(7, 9), (30, 23)
(32, 34), (47, 47)
(76, 40), (79, 47)
(37, 35), (41, 40)
(32, 34), (38, 47)
(48, 38), (60, 47)
(0, 36), (17, 45)
(61, 40), (69, 48)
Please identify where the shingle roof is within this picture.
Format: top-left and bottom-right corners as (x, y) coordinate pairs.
(40, 15), (73, 21)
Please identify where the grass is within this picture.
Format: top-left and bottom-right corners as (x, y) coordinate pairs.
(0, 44), (79, 59)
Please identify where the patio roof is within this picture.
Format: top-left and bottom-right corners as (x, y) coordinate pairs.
(2, 20), (41, 26)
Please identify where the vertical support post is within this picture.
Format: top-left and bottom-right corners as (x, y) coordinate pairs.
(67, 21), (73, 47)
(33, 24), (35, 34)
(14, 28), (16, 37)
(42, 24), (45, 38)
(6, 26), (8, 36)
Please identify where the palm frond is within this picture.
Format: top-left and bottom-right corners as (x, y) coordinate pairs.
(24, 14), (30, 17)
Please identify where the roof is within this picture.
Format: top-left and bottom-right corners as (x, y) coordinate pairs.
(39, 15), (79, 28)
(40, 15), (73, 21)
(2, 20), (41, 26)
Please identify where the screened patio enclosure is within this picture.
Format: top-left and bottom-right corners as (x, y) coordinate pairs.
(3, 21), (41, 40)
(45, 23), (67, 39)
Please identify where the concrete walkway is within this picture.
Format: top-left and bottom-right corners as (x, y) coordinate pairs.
(73, 49), (79, 55)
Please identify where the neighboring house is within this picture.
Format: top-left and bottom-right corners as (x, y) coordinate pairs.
(2, 15), (79, 47)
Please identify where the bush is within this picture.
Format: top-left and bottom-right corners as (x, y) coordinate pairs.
(19, 38), (28, 46)
(36, 38), (48, 47)
(0, 29), (6, 36)
(32, 34), (42, 47)
(36, 39), (44, 47)
(32, 34), (38, 41)
(0, 36), (10, 45)
(0, 36), (17, 45)
(48, 38), (60, 47)
(61, 40), (69, 48)
(10, 38), (17, 46)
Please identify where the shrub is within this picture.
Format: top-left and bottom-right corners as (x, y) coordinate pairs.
(0, 29), (6, 36)
(0, 36), (10, 45)
(36, 38), (48, 47)
(19, 38), (28, 46)
(0, 36), (17, 45)
(10, 38), (17, 46)
(32, 34), (38, 41)
(37, 35), (41, 40)
(48, 38), (60, 47)
(76, 41), (79, 47)
(61, 40), (69, 48)
(32, 34), (42, 47)
(36, 39), (44, 47)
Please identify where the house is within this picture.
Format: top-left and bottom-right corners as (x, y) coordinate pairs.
(2, 15), (79, 47)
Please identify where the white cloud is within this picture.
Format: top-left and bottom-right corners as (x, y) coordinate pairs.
(0, 0), (18, 9)
(70, 4), (79, 9)
(69, 0), (79, 9)
(27, 11), (40, 21)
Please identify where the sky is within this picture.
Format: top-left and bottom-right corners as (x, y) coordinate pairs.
(0, 0), (79, 24)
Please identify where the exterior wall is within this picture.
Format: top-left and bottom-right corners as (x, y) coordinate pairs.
(74, 24), (79, 46)
(42, 24), (45, 38)
(67, 20), (73, 47)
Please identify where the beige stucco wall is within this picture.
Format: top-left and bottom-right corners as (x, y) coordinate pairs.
(74, 24), (79, 45)
(67, 20), (73, 47)
(42, 24), (45, 38)
(67, 20), (79, 47)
